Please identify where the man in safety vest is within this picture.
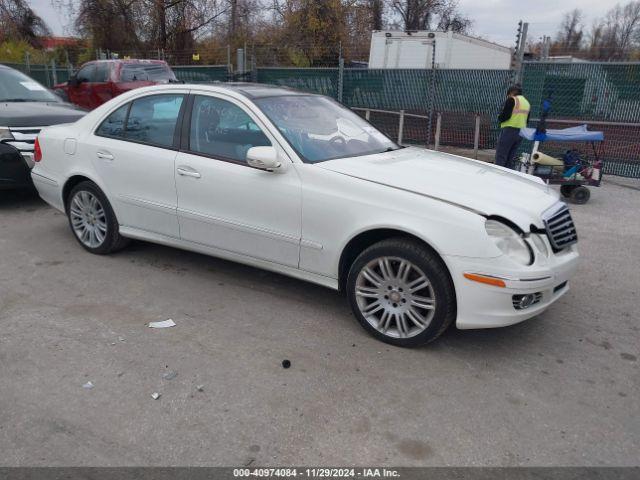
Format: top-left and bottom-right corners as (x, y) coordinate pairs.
(495, 85), (530, 169)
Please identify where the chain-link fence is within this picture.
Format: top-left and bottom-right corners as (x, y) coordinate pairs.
(256, 67), (340, 98)
(3, 61), (74, 87)
(4, 57), (640, 178)
(520, 62), (640, 177)
(250, 62), (640, 178)
(172, 65), (230, 83)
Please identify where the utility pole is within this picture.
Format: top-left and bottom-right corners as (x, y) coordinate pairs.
(542, 35), (551, 60)
(511, 21), (523, 69)
(512, 20), (529, 84)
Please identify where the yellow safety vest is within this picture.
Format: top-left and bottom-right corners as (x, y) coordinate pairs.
(500, 95), (530, 129)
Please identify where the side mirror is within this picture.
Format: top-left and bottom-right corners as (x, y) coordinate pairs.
(68, 76), (79, 87)
(246, 146), (285, 172)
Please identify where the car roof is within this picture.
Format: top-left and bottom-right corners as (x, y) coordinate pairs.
(85, 59), (167, 65)
(208, 82), (312, 99)
(104, 82), (318, 105)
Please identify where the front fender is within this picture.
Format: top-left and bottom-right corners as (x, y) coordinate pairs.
(297, 164), (498, 279)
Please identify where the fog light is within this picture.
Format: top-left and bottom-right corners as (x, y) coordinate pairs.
(512, 293), (542, 310)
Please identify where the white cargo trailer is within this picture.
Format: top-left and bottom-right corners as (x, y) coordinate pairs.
(368, 30), (512, 69)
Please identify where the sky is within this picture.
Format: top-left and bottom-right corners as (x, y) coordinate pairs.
(30, 0), (619, 47)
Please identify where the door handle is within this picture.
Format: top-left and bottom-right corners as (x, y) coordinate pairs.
(96, 151), (114, 160)
(177, 167), (201, 178)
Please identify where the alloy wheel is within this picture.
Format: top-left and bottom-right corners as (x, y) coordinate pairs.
(69, 190), (108, 248)
(354, 256), (436, 339)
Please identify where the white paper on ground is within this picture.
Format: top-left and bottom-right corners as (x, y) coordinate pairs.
(148, 319), (176, 328)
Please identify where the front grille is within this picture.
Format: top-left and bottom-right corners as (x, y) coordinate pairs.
(6, 127), (42, 153)
(1, 127), (43, 168)
(543, 204), (578, 251)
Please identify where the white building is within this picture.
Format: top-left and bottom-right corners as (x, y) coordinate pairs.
(368, 30), (512, 69)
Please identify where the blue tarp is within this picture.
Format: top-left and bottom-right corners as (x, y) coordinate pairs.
(520, 124), (604, 142)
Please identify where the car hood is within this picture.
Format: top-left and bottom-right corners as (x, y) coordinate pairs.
(317, 146), (560, 230)
(0, 101), (85, 127)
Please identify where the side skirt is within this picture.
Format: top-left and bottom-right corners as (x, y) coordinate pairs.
(118, 226), (339, 291)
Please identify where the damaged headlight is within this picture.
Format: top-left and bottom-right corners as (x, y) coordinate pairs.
(530, 234), (550, 258)
(485, 219), (533, 266)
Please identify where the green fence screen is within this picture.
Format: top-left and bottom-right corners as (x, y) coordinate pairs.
(6, 59), (640, 178)
(256, 68), (339, 98)
(172, 65), (229, 83)
(2, 62), (75, 87)
(521, 62), (640, 177)
(343, 69), (432, 111)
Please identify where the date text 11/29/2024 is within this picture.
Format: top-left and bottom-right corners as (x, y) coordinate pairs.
(233, 468), (400, 477)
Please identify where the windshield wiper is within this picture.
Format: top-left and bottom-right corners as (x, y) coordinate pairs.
(0, 98), (36, 102)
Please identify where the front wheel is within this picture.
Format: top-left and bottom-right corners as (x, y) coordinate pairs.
(66, 181), (129, 254)
(346, 238), (456, 347)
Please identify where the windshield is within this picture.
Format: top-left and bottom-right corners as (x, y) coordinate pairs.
(120, 63), (177, 82)
(0, 67), (60, 103)
(254, 95), (400, 163)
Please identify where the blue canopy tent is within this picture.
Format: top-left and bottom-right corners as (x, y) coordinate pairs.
(517, 124), (605, 204)
(520, 124), (604, 142)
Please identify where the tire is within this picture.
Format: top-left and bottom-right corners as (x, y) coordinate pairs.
(560, 185), (576, 198)
(569, 185), (590, 204)
(66, 181), (129, 254)
(346, 238), (456, 347)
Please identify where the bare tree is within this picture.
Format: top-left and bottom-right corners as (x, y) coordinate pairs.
(586, 1), (640, 60)
(609, 1), (640, 57)
(388, 0), (471, 33)
(73, 0), (228, 54)
(75, 0), (143, 52)
(0, 0), (50, 46)
(370, 0), (383, 30)
(553, 8), (584, 54)
(435, 2), (471, 34)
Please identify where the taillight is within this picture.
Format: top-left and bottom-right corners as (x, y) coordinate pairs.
(34, 137), (42, 162)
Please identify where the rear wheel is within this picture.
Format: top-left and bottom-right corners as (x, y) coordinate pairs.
(560, 184), (576, 198)
(346, 238), (456, 347)
(66, 181), (129, 254)
(570, 185), (590, 204)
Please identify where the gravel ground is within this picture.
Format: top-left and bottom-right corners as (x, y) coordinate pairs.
(0, 177), (638, 467)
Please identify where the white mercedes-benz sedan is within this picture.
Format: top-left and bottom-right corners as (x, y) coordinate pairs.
(31, 83), (579, 347)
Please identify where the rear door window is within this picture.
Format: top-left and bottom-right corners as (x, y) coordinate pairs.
(94, 63), (110, 82)
(124, 94), (184, 147)
(120, 64), (176, 82)
(95, 94), (184, 147)
(95, 104), (129, 138)
(76, 64), (95, 83)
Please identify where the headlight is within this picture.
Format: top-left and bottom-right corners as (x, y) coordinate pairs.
(0, 127), (14, 141)
(530, 234), (549, 258)
(485, 219), (533, 265)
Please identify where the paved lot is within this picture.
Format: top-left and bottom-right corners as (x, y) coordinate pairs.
(1, 178), (639, 467)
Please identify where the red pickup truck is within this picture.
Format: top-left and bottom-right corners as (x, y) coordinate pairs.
(54, 59), (180, 110)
